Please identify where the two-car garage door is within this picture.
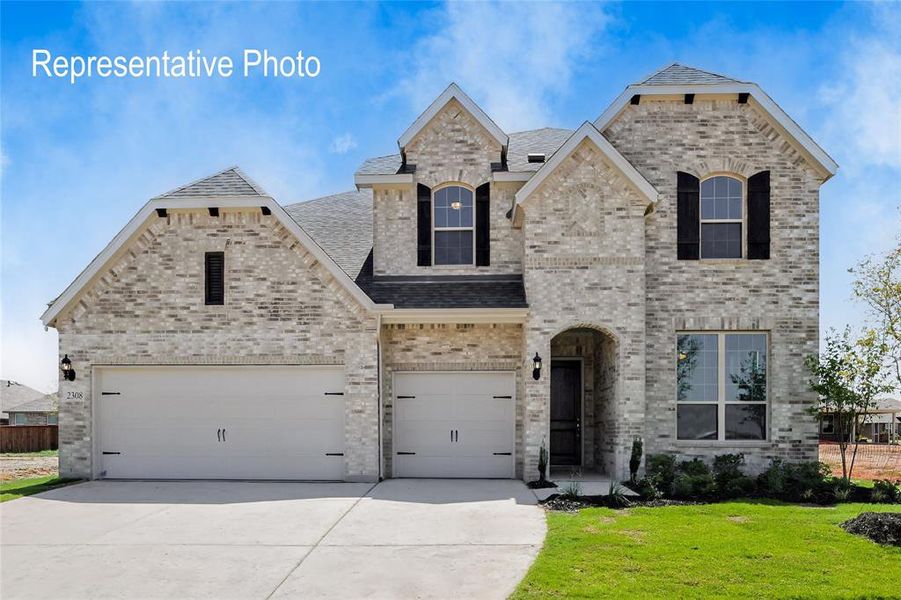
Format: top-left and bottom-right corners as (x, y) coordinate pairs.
(393, 372), (515, 478)
(95, 366), (345, 480)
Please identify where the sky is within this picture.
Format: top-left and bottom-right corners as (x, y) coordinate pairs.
(1, 1), (899, 393)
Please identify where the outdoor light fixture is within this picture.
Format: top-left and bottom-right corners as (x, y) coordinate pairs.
(60, 354), (76, 381)
(532, 352), (542, 381)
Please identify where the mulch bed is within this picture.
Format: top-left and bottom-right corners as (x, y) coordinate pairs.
(841, 512), (901, 546)
(540, 494), (700, 512)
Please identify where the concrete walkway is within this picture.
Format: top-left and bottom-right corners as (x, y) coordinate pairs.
(0, 479), (545, 599)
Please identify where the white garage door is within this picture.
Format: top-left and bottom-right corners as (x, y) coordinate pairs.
(394, 372), (515, 478)
(95, 366), (345, 480)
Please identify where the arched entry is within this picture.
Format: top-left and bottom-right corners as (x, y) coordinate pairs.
(549, 326), (618, 474)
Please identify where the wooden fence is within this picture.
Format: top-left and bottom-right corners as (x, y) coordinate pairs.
(0, 426), (59, 453)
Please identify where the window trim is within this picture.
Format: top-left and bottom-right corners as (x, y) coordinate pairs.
(431, 183), (476, 267)
(48, 414), (59, 425)
(699, 173), (747, 260)
(675, 330), (770, 442)
(13, 413), (26, 425)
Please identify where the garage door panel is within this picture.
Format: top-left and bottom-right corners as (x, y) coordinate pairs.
(394, 372), (514, 479)
(96, 366), (345, 480)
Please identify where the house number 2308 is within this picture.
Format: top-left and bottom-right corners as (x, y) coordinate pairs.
(66, 391), (84, 400)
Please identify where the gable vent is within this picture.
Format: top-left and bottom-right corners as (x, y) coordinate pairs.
(527, 153), (545, 163)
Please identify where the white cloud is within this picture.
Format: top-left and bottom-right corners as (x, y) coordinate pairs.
(821, 6), (901, 170)
(398, 2), (610, 131)
(329, 133), (358, 154)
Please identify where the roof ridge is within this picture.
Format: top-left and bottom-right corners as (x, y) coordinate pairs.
(230, 167), (269, 196)
(152, 165), (266, 199)
(639, 62), (743, 86)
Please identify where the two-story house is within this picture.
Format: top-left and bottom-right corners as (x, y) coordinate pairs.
(42, 64), (837, 483)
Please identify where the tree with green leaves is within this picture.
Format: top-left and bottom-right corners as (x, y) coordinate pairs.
(806, 328), (891, 480)
(850, 236), (901, 387)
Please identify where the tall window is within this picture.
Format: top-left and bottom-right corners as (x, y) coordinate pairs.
(700, 176), (743, 259)
(677, 332), (767, 440)
(433, 185), (474, 265)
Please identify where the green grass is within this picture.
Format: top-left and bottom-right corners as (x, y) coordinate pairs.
(0, 476), (78, 502)
(513, 501), (901, 599)
(0, 449), (58, 457)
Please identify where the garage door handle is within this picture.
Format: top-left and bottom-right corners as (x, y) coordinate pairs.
(325, 452), (344, 456)
(493, 452), (512, 456)
(397, 451), (416, 455)
(217, 428), (221, 442)
(493, 395), (512, 399)
(102, 451), (121, 455)
(397, 395), (415, 399)
(222, 428), (226, 442)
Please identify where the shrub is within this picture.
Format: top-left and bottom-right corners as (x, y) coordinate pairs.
(871, 480), (900, 504)
(757, 458), (788, 497)
(636, 477), (663, 500)
(720, 476), (757, 499)
(673, 473), (716, 500)
(757, 459), (832, 502)
(560, 481), (582, 500)
(606, 480), (631, 509)
(629, 437), (643, 484)
(538, 439), (548, 483)
(646, 454), (677, 495)
(678, 458), (710, 477)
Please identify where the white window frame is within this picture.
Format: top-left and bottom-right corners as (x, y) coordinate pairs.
(48, 414), (59, 425)
(699, 174), (746, 260)
(13, 413), (26, 425)
(676, 331), (769, 442)
(432, 183), (476, 267)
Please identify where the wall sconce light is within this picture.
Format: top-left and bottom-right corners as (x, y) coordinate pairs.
(60, 354), (76, 381)
(532, 352), (542, 381)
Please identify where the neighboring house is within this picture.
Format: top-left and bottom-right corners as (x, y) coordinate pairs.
(1, 380), (57, 426)
(819, 397), (901, 444)
(41, 63), (837, 482)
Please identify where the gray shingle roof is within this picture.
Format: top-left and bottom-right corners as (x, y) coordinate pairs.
(7, 394), (58, 414)
(638, 63), (743, 86)
(506, 128), (573, 173)
(1, 380), (49, 416)
(284, 190), (373, 280)
(356, 271), (528, 309)
(153, 166), (268, 199)
(356, 154), (403, 176)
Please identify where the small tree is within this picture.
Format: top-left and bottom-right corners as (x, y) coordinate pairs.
(806, 328), (891, 480)
(850, 235), (901, 387)
(629, 437), (643, 484)
(537, 438), (549, 483)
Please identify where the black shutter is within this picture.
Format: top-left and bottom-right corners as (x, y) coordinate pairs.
(475, 183), (490, 266)
(747, 171), (771, 260)
(204, 252), (225, 305)
(676, 172), (700, 260)
(417, 184), (432, 266)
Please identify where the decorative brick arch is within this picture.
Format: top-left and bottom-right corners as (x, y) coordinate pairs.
(679, 157), (759, 181)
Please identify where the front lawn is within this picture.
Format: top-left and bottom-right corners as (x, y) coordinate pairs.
(514, 501), (901, 599)
(0, 476), (78, 502)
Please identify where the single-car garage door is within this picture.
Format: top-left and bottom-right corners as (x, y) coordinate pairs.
(95, 366), (345, 480)
(394, 372), (515, 478)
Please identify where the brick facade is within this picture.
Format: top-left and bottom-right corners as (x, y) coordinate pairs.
(53, 89), (824, 483)
(55, 209), (380, 481)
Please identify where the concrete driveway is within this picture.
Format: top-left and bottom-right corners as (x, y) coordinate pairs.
(1, 479), (545, 599)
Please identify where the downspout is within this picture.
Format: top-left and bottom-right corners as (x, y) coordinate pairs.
(376, 311), (383, 480)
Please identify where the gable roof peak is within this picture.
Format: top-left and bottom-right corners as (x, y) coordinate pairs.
(152, 165), (269, 199)
(398, 82), (508, 151)
(639, 63), (745, 86)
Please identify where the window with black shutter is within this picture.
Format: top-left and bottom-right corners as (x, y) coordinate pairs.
(747, 171), (771, 260)
(204, 252), (225, 305)
(417, 184), (432, 266)
(676, 172), (700, 260)
(475, 183), (490, 266)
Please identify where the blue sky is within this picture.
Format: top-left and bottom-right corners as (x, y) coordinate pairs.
(2, 1), (899, 392)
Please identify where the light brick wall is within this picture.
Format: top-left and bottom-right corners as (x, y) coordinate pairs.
(603, 99), (821, 472)
(380, 323), (525, 477)
(521, 139), (648, 481)
(54, 209), (380, 481)
(372, 100), (522, 276)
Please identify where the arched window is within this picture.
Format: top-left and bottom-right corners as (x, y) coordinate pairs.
(700, 175), (743, 259)
(433, 185), (475, 265)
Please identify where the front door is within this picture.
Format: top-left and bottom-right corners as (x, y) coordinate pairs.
(550, 360), (581, 466)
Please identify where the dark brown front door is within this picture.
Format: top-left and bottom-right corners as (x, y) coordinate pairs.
(550, 360), (581, 466)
